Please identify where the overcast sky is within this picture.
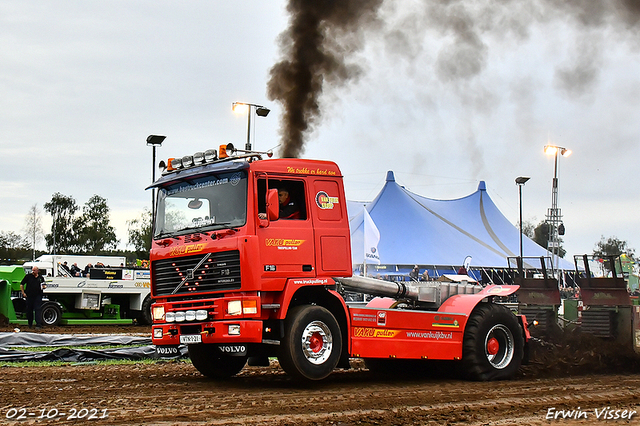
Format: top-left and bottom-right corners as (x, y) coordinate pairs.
(2, 1), (639, 261)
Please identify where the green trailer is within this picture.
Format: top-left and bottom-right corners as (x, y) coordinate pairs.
(0, 265), (152, 326)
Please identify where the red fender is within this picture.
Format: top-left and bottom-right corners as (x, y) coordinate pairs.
(437, 284), (520, 316)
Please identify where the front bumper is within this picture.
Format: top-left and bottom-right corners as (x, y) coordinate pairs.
(152, 319), (263, 345)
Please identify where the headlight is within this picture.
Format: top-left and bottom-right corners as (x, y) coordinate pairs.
(228, 324), (241, 335)
(153, 328), (163, 338)
(152, 305), (165, 321)
(165, 312), (176, 322)
(175, 311), (186, 322)
(185, 310), (196, 321)
(195, 310), (208, 321)
(228, 300), (242, 316)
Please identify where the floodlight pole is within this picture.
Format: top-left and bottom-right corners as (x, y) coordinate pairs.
(233, 102), (270, 151)
(544, 144), (571, 283)
(516, 176), (530, 277)
(245, 107), (252, 151)
(147, 135), (166, 222)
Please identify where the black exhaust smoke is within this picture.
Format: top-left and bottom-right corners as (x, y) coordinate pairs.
(268, 0), (640, 159)
(267, 0), (384, 158)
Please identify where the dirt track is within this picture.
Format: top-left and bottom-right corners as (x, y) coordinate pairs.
(3, 363), (640, 425)
(2, 325), (640, 425)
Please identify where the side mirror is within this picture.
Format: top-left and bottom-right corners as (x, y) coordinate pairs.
(267, 188), (279, 221)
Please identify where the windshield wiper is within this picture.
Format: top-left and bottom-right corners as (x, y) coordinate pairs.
(173, 222), (241, 235)
(155, 232), (180, 240)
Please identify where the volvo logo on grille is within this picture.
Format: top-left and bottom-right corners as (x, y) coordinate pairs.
(172, 253), (211, 294)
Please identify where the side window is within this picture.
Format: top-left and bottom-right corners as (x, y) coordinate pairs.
(257, 178), (306, 220)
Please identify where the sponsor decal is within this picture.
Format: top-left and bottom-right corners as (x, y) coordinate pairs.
(593, 292), (617, 300)
(167, 177), (230, 196)
(108, 283), (124, 289)
(134, 281), (151, 288)
(265, 239), (305, 251)
(286, 166), (337, 176)
(169, 243), (206, 256)
(377, 311), (386, 326)
(432, 320), (460, 328)
(291, 278), (329, 285)
(315, 191), (339, 209)
(353, 327), (401, 338)
(230, 172), (242, 186)
(432, 315), (460, 328)
(405, 331), (454, 340)
(352, 313), (377, 323)
(135, 270), (151, 280)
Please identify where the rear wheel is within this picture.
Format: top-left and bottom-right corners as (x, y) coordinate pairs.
(40, 302), (62, 326)
(278, 305), (342, 380)
(188, 344), (247, 379)
(461, 303), (523, 381)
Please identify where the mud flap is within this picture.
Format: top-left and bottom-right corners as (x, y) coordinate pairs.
(154, 345), (181, 359)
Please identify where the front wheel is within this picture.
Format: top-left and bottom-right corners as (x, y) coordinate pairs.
(278, 305), (342, 380)
(461, 303), (523, 381)
(188, 344), (247, 379)
(139, 295), (153, 325)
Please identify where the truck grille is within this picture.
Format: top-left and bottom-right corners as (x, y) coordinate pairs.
(152, 250), (241, 296)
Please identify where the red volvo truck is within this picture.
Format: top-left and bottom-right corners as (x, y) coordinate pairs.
(149, 146), (530, 380)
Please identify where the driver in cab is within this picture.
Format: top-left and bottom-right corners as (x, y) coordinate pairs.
(259, 186), (300, 220)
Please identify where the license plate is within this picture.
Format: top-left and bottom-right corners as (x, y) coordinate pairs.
(180, 334), (202, 344)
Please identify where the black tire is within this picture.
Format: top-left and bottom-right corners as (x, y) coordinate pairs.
(278, 305), (342, 380)
(139, 295), (153, 325)
(188, 344), (247, 379)
(40, 302), (62, 326)
(461, 303), (524, 381)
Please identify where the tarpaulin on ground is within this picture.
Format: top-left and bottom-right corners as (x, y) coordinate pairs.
(0, 332), (151, 347)
(0, 332), (188, 362)
(349, 171), (575, 270)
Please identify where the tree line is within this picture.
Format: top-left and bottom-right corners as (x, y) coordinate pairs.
(522, 219), (635, 260)
(1, 193), (152, 265)
(1, 193), (636, 265)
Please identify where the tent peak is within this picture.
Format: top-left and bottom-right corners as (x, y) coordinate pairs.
(478, 181), (486, 191)
(386, 171), (395, 182)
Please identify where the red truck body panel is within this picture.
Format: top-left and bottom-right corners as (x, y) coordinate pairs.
(149, 154), (527, 378)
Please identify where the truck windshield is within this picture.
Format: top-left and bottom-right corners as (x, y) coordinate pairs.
(154, 171), (247, 237)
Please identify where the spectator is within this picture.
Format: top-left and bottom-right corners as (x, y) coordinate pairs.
(457, 266), (468, 275)
(60, 261), (71, 276)
(83, 263), (93, 277)
(69, 263), (82, 277)
(410, 265), (420, 281)
(421, 269), (430, 281)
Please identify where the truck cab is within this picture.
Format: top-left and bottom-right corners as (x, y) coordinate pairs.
(150, 150), (353, 378)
